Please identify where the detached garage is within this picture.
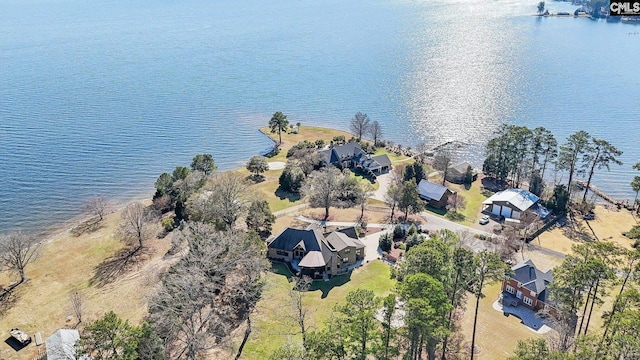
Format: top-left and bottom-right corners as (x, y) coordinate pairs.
(482, 188), (541, 220)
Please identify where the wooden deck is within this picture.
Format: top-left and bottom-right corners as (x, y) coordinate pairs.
(574, 179), (622, 205)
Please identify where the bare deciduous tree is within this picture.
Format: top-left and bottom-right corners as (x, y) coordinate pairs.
(0, 231), (41, 284)
(384, 165), (406, 223)
(85, 196), (109, 221)
(350, 112), (370, 140)
(368, 120), (383, 146)
(304, 166), (344, 220)
(357, 182), (375, 221)
(288, 276), (312, 345)
(149, 223), (267, 360)
(119, 203), (158, 252)
(446, 194), (466, 213)
(70, 288), (84, 328)
(209, 172), (249, 229)
(433, 149), (454, 186)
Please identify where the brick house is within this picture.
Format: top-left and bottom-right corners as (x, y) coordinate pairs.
(502, 259), (558, 315)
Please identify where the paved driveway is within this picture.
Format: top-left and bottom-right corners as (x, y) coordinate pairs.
(372, 173), (391, 202)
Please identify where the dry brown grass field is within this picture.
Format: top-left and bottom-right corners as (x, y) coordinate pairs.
(458, 282), (543, 359)
(0, 209), (173, 360)
(534, 205), (637, 254)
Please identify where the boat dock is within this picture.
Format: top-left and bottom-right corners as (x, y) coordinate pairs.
(574, 179), (622, 205)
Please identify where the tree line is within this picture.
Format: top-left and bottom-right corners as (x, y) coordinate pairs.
(482, 125), (624, 204)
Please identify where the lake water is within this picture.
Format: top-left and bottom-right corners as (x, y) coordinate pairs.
(1, 0), (639, 235)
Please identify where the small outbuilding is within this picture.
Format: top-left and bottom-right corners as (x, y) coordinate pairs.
(417, 179), (455, 209)
(446, 161), (477, 184)
(45, 329), (80, 360)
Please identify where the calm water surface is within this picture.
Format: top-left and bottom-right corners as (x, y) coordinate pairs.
(1, 0), (639, 234)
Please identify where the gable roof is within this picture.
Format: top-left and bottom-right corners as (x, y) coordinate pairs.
(417, 179), (452, 201)
(511, 259), (553, 299)
(46, 329), (80, 360)
(335, 226), (359, 240)
(448, 161), (474, 176)
(371, 154), (391, 168)
(325, 232), (365, 252)
(268, 228), (323, 252)
(299, 251), (326, 268)
(482, 188), (539, 212)
(319, 143), (365, 164)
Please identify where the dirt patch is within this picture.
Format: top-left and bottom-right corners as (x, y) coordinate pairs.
(267, 161), (286, 170)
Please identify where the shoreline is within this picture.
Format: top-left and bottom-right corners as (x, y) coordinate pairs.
(34, 128), (279, 244)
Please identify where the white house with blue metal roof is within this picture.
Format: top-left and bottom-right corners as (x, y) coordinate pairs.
(482, 188), (550, 220)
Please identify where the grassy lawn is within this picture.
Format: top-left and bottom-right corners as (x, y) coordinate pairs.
(534, 205), (637, 254)
(239, 261), (396, 359)
(373, 147), (411, 164)
(448, 181), (489, 225)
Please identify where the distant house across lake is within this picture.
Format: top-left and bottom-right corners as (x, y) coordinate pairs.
(319, 143), (391, 175)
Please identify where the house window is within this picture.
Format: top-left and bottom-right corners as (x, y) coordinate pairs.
(343, 257), (349, 263)
(523, 297), (533, 307)
(505, 284), (515, 294)
(276, 250), (287, 256)
(344, 249), (351, 254)
(356, 250), (361, 255)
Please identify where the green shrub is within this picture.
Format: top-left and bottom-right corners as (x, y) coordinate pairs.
(445, 211), (465, 222)
(279, 163), (305, 193)
(379, 233), (393, 252)
(406, 224), (418, 236)
(286, 140), (316, 157)
(162, 217), (175, 232)
(332, 135), (346, 144)
(393, 224), (405, 239)
(406, 233), (425, 251)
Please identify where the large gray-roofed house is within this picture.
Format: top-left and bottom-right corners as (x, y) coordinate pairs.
(319, 143), (391, 175)
(267, 226), (366, 278)
(417, 179), (455, 209)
